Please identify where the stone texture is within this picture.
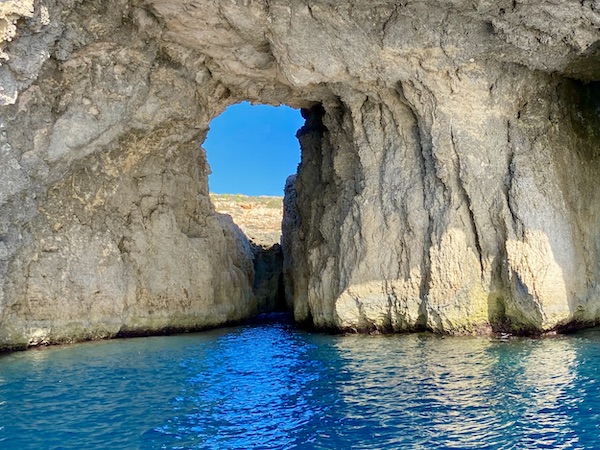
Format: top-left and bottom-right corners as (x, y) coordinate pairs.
(210, 194), (285, 313)
(210, 194), (283, 247)
(2, 0), (600, 347)
(252, 243), (285, 314)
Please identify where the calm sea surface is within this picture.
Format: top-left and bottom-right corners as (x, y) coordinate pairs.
(1, 317), (599, 449)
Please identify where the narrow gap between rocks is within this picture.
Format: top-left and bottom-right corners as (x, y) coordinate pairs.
(203, 101), (304, 315)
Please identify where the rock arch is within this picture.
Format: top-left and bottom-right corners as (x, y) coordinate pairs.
(2, 0), (600, 348)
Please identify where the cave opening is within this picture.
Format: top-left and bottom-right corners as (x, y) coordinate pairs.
(203, 101), (304, 314)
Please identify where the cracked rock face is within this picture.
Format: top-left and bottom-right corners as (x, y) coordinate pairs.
(2, 0), (600, 347)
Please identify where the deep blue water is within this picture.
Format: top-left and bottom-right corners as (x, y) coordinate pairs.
(1, 319), (599, 449)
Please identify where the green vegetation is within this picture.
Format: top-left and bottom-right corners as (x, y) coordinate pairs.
(210, 193), (283, 209)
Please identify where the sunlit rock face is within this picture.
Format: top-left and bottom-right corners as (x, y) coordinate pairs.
(2, 0), (600, 347)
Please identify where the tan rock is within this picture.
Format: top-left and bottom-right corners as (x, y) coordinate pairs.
(2, 0), (600, 348)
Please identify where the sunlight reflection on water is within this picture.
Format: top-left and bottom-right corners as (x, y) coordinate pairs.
(330, 334), (589, 449)
(0, 323), (599, 449)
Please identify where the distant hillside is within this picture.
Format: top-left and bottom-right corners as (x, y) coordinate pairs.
(210, 194), (283, 247)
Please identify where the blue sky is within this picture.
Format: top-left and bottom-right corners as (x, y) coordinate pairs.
(204, 102), (304, 196)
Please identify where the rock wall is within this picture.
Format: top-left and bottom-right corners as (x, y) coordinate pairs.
(287, 76), (600, 334)
(0, 0), (261, 349)
(2, 0), (600, 347)
(252, 243), (285, 314)
(210, 194), (286, 313)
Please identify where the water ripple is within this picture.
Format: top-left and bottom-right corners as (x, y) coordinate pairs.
(1, 324), (600, 448)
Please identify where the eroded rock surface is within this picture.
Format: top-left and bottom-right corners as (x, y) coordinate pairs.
(2, 0), (600, 347)
(211, 193), (285, 312)
(210, 194), (283, 247)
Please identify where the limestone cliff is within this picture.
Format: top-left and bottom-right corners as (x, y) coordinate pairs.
(2, 0), (600, 348)
(211, 193), (285, 313)
(210, 194), (283, 247)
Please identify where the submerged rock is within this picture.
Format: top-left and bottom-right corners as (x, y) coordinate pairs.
(2, 0), (600, 347)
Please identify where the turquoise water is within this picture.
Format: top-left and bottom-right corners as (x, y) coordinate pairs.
(1, 319), (599, 449)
